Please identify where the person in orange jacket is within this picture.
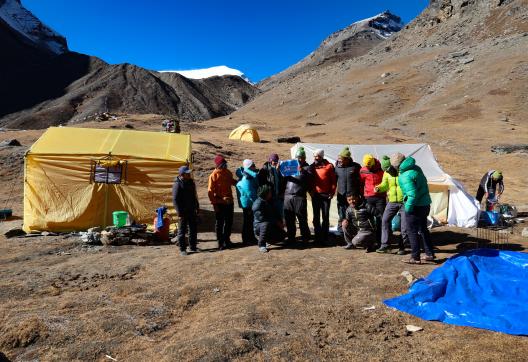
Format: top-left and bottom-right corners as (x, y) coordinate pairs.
(208, 155), (237, 250)
(309, 148), (337, 245)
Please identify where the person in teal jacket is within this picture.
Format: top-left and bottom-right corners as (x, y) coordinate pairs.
(374, 155), (407, 255)
(236, 159), (259, 244)
(396, 155), (434, 264)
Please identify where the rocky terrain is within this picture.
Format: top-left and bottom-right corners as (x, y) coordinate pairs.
(1, 0), (528, 360)
(0, 0), (259, 129)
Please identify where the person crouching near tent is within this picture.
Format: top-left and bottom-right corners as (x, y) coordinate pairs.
(258, 153), (285, 221)
(252, 185), (286, 253)
(335, 147), (361, 240)
(475, 170), (504, 210)
(360, 154), (386, 246)
(283, 146), (312, 244)
(394, 155), (435, 264)
(208, 155), (237, 250)
(374, 155), (407, 255)
(236, 159), (259, 245)
(172, 166), (199, 256)
(309, 149), (337, 245)
(342, 193), (381, 252)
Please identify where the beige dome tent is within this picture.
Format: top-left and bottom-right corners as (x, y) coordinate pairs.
(229, 124), (260, 142)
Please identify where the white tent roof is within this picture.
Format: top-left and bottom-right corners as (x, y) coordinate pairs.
(291, 143), (480, 228)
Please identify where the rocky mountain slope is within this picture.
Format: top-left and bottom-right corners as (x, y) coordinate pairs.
(229, 0), (528, 203)
(259, 11), (404, 91)
(0, 0), (258, 129)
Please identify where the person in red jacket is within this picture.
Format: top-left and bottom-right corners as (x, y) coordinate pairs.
(360, 154), (386, 245)
(309, 148), (337, 245)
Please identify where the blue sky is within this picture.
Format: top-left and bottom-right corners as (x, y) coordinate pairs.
(24, 0), (428, 81)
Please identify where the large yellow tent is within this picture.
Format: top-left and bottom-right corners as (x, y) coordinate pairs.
(23, 127), (191, 232)
(228, 124), (260, 142)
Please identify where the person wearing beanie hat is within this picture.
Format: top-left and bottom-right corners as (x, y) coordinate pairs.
(335, 148), (361, 238)
(236, 160), (259, 245)
(173, 165), (200, 255)
(252, 185), (286, 252)
(284, 146), (312, 243)
(360, 154), (386, 245)
(476, 169), (504, 206)
(310, 148), (337, 245)
(374, 156), (407, 255)
(398, 156), (434, 264)
(390, 153), (406, 169)
(258, 154), (285, 221)
(208, 155), (237, 250)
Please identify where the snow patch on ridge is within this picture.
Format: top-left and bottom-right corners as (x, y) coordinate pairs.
(0, 0), (67, 54)
(159, 65), (251, 83)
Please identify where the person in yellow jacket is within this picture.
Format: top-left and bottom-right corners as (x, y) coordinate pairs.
(374, 154), (408, 254)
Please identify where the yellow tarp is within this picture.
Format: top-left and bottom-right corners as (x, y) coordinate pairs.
(228, 124), (260, 142)
(23, 127), (191, 232)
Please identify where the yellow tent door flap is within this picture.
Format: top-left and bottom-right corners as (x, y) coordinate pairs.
(229, 124), (260, 142)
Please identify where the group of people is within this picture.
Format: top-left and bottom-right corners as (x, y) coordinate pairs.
(172, 147), (438, 264)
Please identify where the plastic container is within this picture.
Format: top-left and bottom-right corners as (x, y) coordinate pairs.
(112, 211), (128, 227)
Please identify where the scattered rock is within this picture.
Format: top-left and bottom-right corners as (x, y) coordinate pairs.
(124, 123), (134, 129)
(491, 144), (528, 154)
(305, 122), (325, 127)
(362, 306), (376, 311)
(4, 228), (25, 238)
(213, 288), (220, 293)
(401, 271), (418, 285)
(381, 72), (391, 78)
(450, 50), (469, 58)
(307, 112), (318, 118)
(458, 57), (474, 64)
(499, 116), (509, 122)
(277, 136), (301, 144)
(522, 227), (528, 238)
(406, 325), (423, 333)
(0, 139), (21, 147)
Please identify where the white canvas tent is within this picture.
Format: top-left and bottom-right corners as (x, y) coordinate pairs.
(290, 143), (480, 228)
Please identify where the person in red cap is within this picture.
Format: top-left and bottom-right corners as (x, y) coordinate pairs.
(208, 155), (237, 250)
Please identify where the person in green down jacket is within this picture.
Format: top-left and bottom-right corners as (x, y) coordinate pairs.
(374, 155), (408, 255)
(395, 155), (434, 264)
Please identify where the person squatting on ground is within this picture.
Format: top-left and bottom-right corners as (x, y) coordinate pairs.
(360, 154), (386, 245)
(258, 153), (285, 220)
(236, 159), (259, 245)
(475, 170), (504, 207)
(208, 155), (237, 250)
(283, 147), (312, 243)
(397, 155), (435, 264)
(252, 185), (286, 253)
(375, 154), (407, 255)
(342, 193), (382, 252)
(334, 147), (362, 238)
(309, 148), (337, 245)
(172, 165), (200, 256)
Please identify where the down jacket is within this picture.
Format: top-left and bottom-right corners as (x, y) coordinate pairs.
(345, 199), (382, 232)
(398, 157), (432, 213)
(208, 168), (237, 205)
(310, 159), (337, 195)
(284, 161), (311, 197)
(236, 168), (259, 209)
(376, 168), (403, 203)
(360, 159), (386, 198)
(335, 160), (362, 196)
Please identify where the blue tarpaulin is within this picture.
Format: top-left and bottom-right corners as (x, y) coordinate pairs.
(384, 249), (528, 335)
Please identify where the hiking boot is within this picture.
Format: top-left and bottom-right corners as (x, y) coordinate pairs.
(397, 249), (406, 255)
(343, 244), (355, 250)
(189, 247), (198, 253)
(259, 246), (269, 253)
(179, 250), (188, 256)
(376, 246), (390, 254)
(423, 255), (436, 262)
(365, 247), (376, 253)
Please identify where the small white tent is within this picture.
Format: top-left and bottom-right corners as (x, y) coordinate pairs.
(291, 143), (480, 228)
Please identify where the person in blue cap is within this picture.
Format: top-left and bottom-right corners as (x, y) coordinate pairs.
(172, 165), (199, 256)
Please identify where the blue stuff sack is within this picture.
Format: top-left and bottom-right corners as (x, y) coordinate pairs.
(391, 213), (401, 232)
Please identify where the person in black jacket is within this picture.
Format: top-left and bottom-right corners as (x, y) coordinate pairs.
(172, 165), (199, 255)
(342, 193), (381, 252)
(334, 147), (361, 237)
(258, 153), (285, 220)
(283, 147), (311, 243)
(252, 185), (286, 253)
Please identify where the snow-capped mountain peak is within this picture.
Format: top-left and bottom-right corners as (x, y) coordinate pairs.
(0, 0), (67, 54)
(159, 65), (251, 83)
(358, 11), (404, 39)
